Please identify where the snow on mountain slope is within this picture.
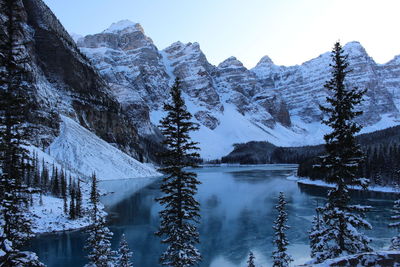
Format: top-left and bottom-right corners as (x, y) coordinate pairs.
(151, 97), (325, 159)
(103, 19), (143, 34)
(78, 20), (400, 159)
(252, 41), (399, 125)
(47, 116), (160, 180)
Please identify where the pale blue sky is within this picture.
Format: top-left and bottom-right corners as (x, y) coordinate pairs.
(43, 0), (400, 68)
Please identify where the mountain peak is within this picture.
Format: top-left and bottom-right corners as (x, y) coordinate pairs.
(343, 41), (368, 57)
(69, 32), (83, 43)
(218, 56), (245, 69)
(103, 20), (143, 34)
(258, 55), (274, 65)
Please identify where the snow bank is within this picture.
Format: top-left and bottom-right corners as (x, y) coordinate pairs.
(30, 194), (91, 233)
(306, 251), (400, 266)
(48, 116), (160, 181)
(297, 178), (400, 194)
(25, 116), (161, 234)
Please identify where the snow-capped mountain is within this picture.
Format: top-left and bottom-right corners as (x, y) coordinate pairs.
(252, 41), (398, 125)
(5, 0), (400, 162)
(0, 0), (160, 178)
(77, 20), (400, 159)
(78, 20), (170, 136)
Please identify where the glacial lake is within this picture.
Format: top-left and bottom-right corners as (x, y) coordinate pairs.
(28, 165), (398, 266)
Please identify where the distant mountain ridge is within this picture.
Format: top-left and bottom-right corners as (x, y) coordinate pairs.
(0, 0), (161, 179)
(4, 0), (400, 162)
(77, 20), (400, 159)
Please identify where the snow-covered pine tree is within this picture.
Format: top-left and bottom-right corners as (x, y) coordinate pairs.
(84, 215), (114, 267)
(32, 153), (40, 188)
(156, 78), (202, 267)
(389, 199), (400, 250)
(69, 181), (76, 220)
(76, 180), (82, 218)
(51, 166), (60, 197)
(41, 159), (49, 192)
(310, 41), (371, 263)
(247, 251), (255, 267)
(115, 234), (133, 267)
(85, 172), (114, 267)
(374, 172), (383, 186)
(0, 0), (43, 265)
(272, 192), (292, 267)
(309, 206), (325, 258)
(90, 173), (100, 220)
(61, 170), (68, 214)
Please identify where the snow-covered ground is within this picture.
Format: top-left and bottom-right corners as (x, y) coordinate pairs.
(294, 177), (400, 194)
(152, 95), (400, 161)
(26, 146), (95, 234)
(151, 100), (329, 160)
(48, 116), (160, 181)
(27, 115), (162, 234)
(30, 193), (92, 234)
(306, 251), (400, 267)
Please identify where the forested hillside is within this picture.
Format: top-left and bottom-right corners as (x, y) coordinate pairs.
(222, 125), (400, 186)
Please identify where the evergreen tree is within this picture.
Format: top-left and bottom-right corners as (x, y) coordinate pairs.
(156, 78), (202, 267)
(0, 0), (42, 265)
(76, 180), (82, 218)
(389, 199), (400, 250)
(40, 159), (49, 193)
(115, 234), (133, 267)
(84, 216), (114, 267)
(69, 181), (76, 220)
(247, 251), (255, 267)
(272, 192), (292, 267)
(85, 172), (114, 267)
(90, 173), (100, 220)
(310, 41), (371, 263)
(32, 153), (40, 189)
(51, 166), (60, 197)
(61, 170), (67, 214)
(373, 171), (382, 186)
(309, 207), (324, 258)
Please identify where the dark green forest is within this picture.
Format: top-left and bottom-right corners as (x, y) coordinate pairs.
(221, 125), (400, 186)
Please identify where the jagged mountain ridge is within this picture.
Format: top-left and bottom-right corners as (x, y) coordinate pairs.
(252, 42), (398, 124)
(3, 0), (400, 163)
(1, 0), (161, 169)
(77, 20), (400, 159)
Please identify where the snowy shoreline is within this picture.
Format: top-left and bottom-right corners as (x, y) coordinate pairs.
(288, 176), (400, 195)
(27, 115), (162, 235)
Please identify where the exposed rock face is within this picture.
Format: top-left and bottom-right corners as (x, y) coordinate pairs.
(76, 21), (400, 158)
(252, 41), (399, 125)
(163, 42), (222, 112)
(7, 0), (400, 160)
(78, 27), (291, 149)
(214, 56), (291, 127)
(77, 20), (170, 136)
(7, 0), (156, 161)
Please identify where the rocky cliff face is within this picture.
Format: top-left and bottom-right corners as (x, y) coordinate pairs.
(76, 21), (400, 158)
(6, 0), (157, 162)
(77, 20), (170, 136)
(252, 42), (399, 125)
(12, 0), (400, 160)
(77, 24), (293, 158)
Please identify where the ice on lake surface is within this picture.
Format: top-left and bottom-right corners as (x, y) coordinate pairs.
(29, 165), (397, 267)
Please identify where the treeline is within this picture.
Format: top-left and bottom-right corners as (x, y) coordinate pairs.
(221, 125), (400, 186)
(220, 141), (324, 164)
(25, 152), (84, 220)
(298, 125), (400, 186)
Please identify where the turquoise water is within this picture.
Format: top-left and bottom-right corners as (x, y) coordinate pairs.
(28, 165), (398, 266)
